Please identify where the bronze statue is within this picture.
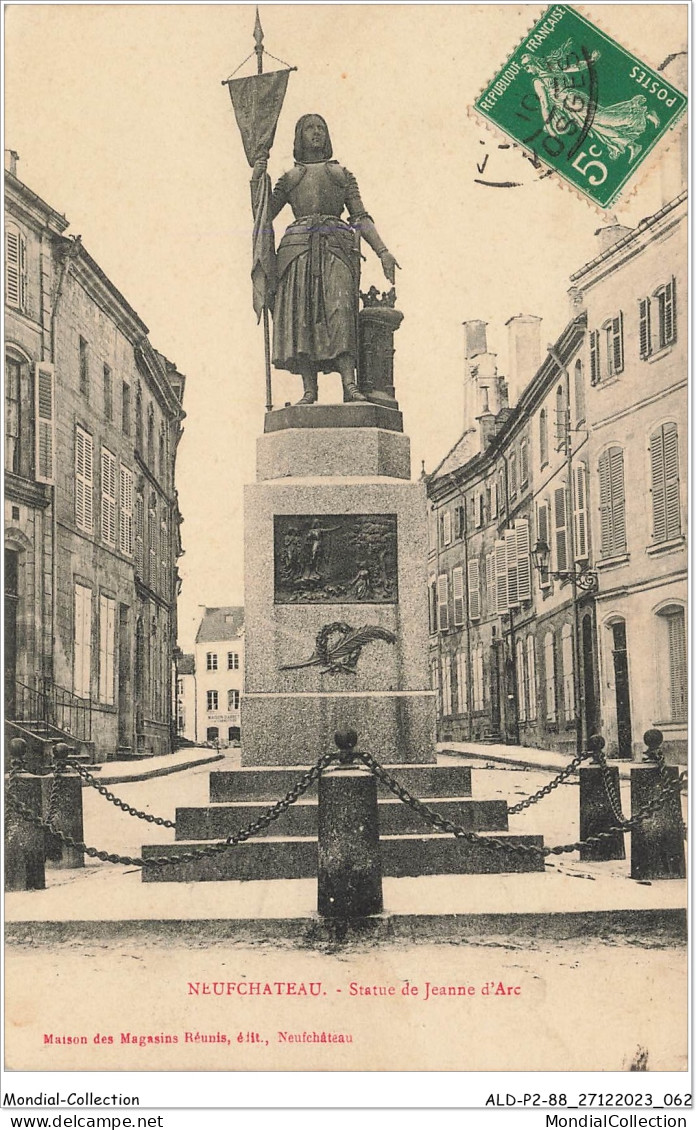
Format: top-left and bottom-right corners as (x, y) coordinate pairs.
(253, 114), (399, 405)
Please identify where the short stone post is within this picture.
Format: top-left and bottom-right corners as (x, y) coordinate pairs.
(42, 742), (85, 870)
(5, 738), (46, 891)
(630, 729), (685, 881)
(579, 734), (626, 862)
(317, 730), (383, 918)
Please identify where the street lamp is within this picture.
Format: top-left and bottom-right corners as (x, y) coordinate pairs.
(531, 538), (599, 592)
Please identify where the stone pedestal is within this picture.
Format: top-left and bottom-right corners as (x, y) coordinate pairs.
(242, 407), (436, 767)
(317, 765), (383, 917)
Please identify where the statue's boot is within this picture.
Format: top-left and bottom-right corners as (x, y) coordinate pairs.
(296, 372), (318, 406)
(341, 375), (368, 403)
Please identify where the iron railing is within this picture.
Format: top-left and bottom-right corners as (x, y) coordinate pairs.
(11, 677), (92, 743)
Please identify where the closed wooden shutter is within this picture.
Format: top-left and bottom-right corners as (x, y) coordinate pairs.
(98, 594), (116, 705)
(554, 485), (568, 572)
(101, 448), (117, 547)
(598, 448), (625, 557)
(73, 584), (92, 699)
(574, 463), (588, 559)
(663, 277), (676, 346)
(5, 226), (26, 309)
(119, 466), (134, 556)
(667, 610), (687, 722)
(536, 501), (550, 586)
(35, 363), (55, 484)
(437, 573), (449, 632)
(495, 539), (507, 613)
(135, 494), (144, 576)
(561, 624), (575, 721)
(505, 528), (518, 608)
(544, 631), (556, 723)
(527, 635), (537, 721)
(589, 330), (600, 385)
(539, 408), (548, 464)
(456, 649), (467, 715)
(452, 566), (464, 626)
(467, 558), (480, 620)
(515, 518), (531, 602)
(639, 297), (651, 359)
(75, 426), (94, 533)
(516, 639), (526, 722)
(443, 510), (452, 545)
(612, 312), (624, 374)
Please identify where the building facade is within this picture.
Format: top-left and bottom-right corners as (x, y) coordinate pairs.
(175, 652), (197, 744)
(5, 162), (186, 760)
(193, 607), (244, 746)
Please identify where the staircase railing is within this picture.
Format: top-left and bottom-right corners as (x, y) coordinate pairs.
(10, 677), (92, 743)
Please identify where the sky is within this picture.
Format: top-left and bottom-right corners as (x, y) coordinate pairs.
(4, 3), (687, 649)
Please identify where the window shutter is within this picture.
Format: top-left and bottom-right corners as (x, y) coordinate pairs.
(452, 566), (464, 626)
(5, 227), (24, 308)
(456, 649), (467, 715)
(574, 361), (585, 424)
(75, 426), (94, 533)
(135, 494), (144, 576)
(639, 298), (651, 359)
(539, 409), (548, 465)
(467, 558), (480, 620)
(74, 584), (92, 699)
(573, 463), (588, 559)
(527, 635), (537, 721)
(663, 423), (680, 539)
(609, 447), (626, 553)
(516, 639), (527, 722)
(98, 595), (116, 705)
(664, 277), (676, 346)
(505, 527), (519, 608)
(509, 452), (518, 495)
(495, 539), (507, 614)
(485, 552), (493, 611)
(437, 573), (449, 632)
(491, 481), (498, 519)
(554, 485), (568, 572)
(119, 466), (134, 556)
(544, 632), (556, 723)
(443, 510), (452, 545)
(589, 330), (600, 385)
(612, 312), (624, 374)
(667, 611), (687, 721)
(515, 518), (532, 602)
(101, 448), (117, 547)
(520, 439), (529, 486)
(650, 428), (666, 542)
(536, 502), (550, 586)
(34, 363), (55, 484)
(561, 624), (575, 722)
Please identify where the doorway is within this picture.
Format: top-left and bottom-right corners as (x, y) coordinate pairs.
(610, 620), (632, 758)
(4, 549), (19, 717)
(582, 612), (598, 740)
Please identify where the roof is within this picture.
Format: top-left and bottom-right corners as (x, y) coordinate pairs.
(195, 607), (245, 644)
(570, 190), (687, 283)
(178, 653), (195, 675)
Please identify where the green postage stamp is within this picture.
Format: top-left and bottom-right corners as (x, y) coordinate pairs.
(474, 4), (687, 208)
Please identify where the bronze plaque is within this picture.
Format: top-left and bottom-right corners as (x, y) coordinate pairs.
(274, 514), (398, 604)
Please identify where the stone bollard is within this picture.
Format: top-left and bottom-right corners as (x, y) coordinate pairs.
(42, 742), (85, 869)
(317, 730), (383, 919)
(579, 734), (626, 862)
(630, 730), (685, 881)
(5, 738), (46, 891)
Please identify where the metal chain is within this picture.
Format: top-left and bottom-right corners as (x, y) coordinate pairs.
(73, 762), (176, 828)
(592, 746), (628, 825)
(507, 750), (592, 814)
(4, 754), (334, 870)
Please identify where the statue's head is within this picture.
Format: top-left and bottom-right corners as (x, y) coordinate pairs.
(294, 114), (333, 163)
(520, 53), (542, 75)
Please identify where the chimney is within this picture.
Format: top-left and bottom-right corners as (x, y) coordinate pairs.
(463, 319), (502, 429)
(463, 319), (487, 359)
(505, 314), (541, 407)
(594, 221), (633, 254)
(4, 149), (19, 176)
(658, 52), (687, 204)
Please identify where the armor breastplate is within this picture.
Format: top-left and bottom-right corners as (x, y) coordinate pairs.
(288, 163), (346, 220)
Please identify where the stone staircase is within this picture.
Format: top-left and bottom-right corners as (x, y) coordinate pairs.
(141, 762), (544, 882)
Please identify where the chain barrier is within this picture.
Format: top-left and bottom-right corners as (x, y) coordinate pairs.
(73, 761), (176, 828)
(357, 751), (688, 860)
(507, 749), (592, 814)
(592, 745), (628, 825)
(4, 753), (334, 870)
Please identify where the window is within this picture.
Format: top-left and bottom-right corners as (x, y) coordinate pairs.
(437, 573), (449, 632)
(659, 607), (687, 722)
(650, 423), (680, 542)
(504, 518), (531, 608)
(73, 583), (92, 699)
(452, 566), (465, 627)
(544, 631), (556, 724)
(455, 649), (467, 715)
(35, 364), (55, 484)
(520, 438), (529, 489)
(539, 409), (549, 467)
(75, 426), (94, 533)
(103, 365), (113, 421)
(573, 462), (588, 560)
(467, 558), (480, 621)
(98, 594), (115, 705)
(516, 638), (527, 722)
(429, 578), (437, 635)
(553, 484), (569, 572)
(485, 551), (495, 616)
(206, 726), (219, 742)
(498, 469), (506, 514)
(555, 384), (567, 450)
(475, 493), (484, 528)
(5, 224), (27, 310)
(454, 505), (465, 540)
(160, 515), (169, 597)
(159, 428), (166, 482)
(148, 498), (158, 590)
(135, 387), (143, 450)
(206, 652), (218, 671)
(589, 329), (600, 386)
(602, 314), (624, 377)
(228, 689), (240, 711)
(472, 643), (484, 712)
(526, 635), (537, 721)
(442, 510), (452, 546)
(147, 405), (155, 467)
(441, 657), (453, 716)
(101, 448), (117, 548)
(5, 357), (21, 473)
(228, 652), (239, 670)
(207, 690), (219, 712)
(536, 501), (551, 587)
(509, 451), (518, 496)
(574, 359), (585, 424)
(490, 481), (498, 520)
(640, 278), (677, 357)
(79, 336), (89, 396)
(505, 527), (519, 609)
(561, 623), (575, 723)
(122, 382), (131, 436)
(598, 447), (627, 557)
(134, 492), (145, 576)
(494, 539), (507, 615)
(428, 509), (437, 552)
(119, 466), (134, 556)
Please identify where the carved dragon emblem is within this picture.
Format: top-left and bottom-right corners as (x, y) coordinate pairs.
(280, 621), (396, 675)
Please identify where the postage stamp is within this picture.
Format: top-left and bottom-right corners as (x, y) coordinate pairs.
(473, 4), (687, 208)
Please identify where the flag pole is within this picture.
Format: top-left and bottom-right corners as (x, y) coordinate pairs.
(254, 9), (274, 414)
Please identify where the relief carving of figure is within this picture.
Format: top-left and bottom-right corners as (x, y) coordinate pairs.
(252, 114), (399, 405)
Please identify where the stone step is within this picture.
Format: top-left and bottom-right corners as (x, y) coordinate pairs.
(141, 832), (544, 882)
(209, 764), (472, 803)
(175, 798), (508, 840)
